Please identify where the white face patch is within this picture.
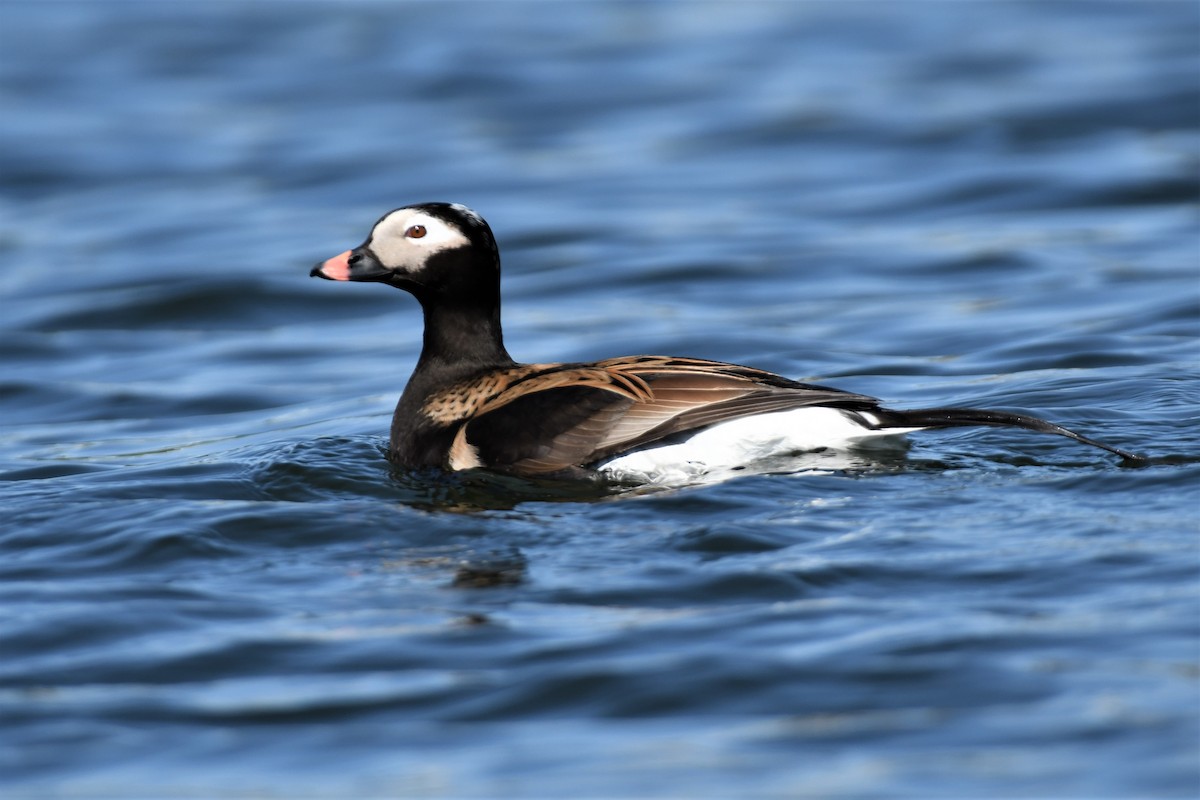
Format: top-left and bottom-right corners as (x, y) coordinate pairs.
(368, 208), (471, 273)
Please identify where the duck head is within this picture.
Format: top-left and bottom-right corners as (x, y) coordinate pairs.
(310, 202), (500, 303)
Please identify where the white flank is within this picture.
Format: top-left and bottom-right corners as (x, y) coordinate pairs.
(596, 407), (919, 485)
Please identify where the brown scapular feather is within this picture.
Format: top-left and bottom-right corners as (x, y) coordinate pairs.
(456, 356), (880, 474)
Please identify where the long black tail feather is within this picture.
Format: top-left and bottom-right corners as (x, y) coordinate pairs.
(869, 407), (1145, 464)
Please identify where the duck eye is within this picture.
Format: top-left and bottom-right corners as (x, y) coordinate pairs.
(405, 224), (427, 239)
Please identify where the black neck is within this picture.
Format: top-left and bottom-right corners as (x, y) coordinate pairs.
(412, 294), (514, 383)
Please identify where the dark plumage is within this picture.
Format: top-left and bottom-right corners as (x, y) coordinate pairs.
(310, 202), (1142, 478)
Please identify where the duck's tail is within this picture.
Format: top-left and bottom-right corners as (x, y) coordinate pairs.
(866, 406), (1145, 464)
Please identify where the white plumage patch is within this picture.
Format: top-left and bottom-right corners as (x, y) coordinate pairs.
(369, 209), (470, 272)
(449, 203), (485, 227)
(596, 407), (918, 484)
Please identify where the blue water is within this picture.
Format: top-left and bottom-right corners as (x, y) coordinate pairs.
(2, 1), (1198, 796)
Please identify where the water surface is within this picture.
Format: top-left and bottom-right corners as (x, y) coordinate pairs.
(2, 2), (1198, 797)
